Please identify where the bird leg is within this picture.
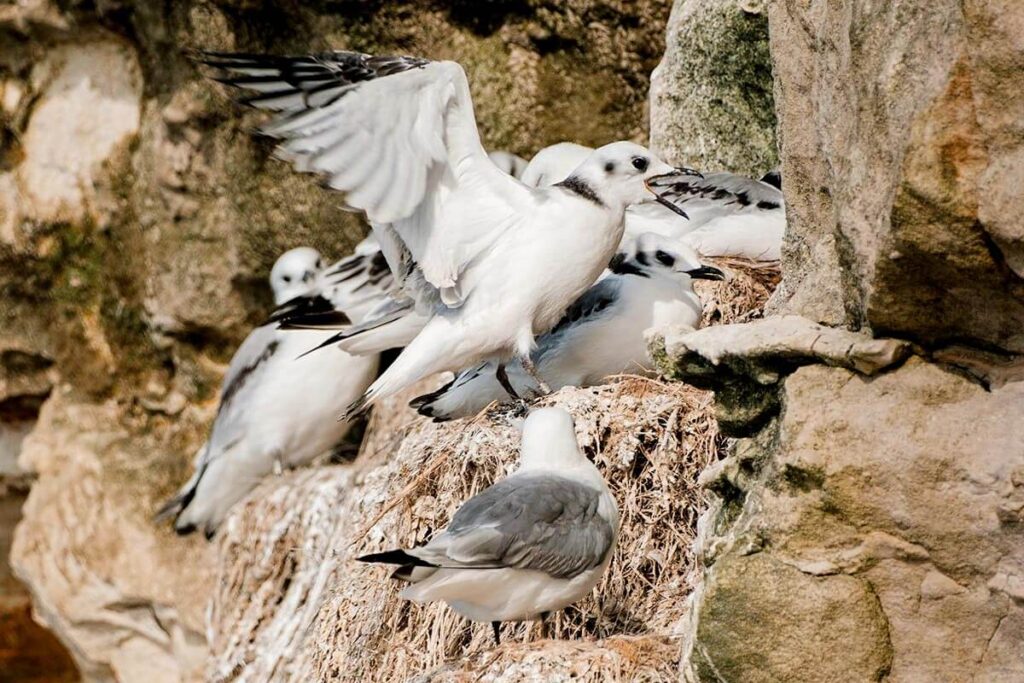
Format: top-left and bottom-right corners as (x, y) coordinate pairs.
(273, 453), (285, 476)
(519, 356), (551, 395)
(495, 364), (521, 400)
(539, 612), (550, 640)
(491, 621), (501, 646)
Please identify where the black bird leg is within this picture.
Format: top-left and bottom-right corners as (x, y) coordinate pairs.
(495, 364), (520, 400)
(491, 621), (501, 646)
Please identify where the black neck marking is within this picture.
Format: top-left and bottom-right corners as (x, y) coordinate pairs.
(556, 175), (605, 207)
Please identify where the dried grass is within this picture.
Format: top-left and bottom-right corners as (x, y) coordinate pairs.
(695, 257), (781, 327)
(311, 379), (719, 682)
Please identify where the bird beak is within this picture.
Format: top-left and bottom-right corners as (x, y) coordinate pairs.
(685, 265), (726, 281)
(644, 167), (703, 220)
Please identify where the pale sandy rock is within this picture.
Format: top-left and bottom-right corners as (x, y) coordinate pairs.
(663, 315), (911, 379)
(11, 390), (216, 682)
(649, 0), (777, 175)
(18, 39), (142, 225)
(683, 359), (1024, 682)
(768, 0), (1024, 353)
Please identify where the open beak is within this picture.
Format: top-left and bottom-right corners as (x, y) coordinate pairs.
(644, 167), (704, 220)
(685, 265), (726, 281)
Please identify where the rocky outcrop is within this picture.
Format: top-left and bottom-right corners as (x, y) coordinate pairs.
(664, 0), (1024, 680)
(767, 0), (1024, 353)
(649, 0), (777, 175)
(671, 349), (1024, 682)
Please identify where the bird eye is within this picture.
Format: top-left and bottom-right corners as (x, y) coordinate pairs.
(282, 275), (292, 283)
(632, 157), (649, 172)
(604, 161), (616, 173)
(317, 259), (324, 268)
(655, 249), (676, 267)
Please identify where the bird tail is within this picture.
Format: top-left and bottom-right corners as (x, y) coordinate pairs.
(357, 549), (437, 583)
(153, 456), (208, 537)
(152, 448), (208, 540)
(344, 321), (454, 419)
(336, 303), (424, 355)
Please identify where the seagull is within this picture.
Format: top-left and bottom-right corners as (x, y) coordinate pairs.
(156, 246), (379, 538)
(358, 407), (618, 644)
(646, 170), (785, 260)
(520, 142), (785, 260)
(488, 149), (529, 179)
(519, 142), (592, 188)
(411, 233), (724, 421)
(199, 50), (691, 416)
(268, 236), (395, 333)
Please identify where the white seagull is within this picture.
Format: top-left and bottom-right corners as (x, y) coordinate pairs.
(488, 149), (529, 179)
(520, 142), (785, 260)
(199, 51), (688, 416)
(358, 407), (618, 644)
(157, 246), (379, 538)
(412, 234), (724, 421)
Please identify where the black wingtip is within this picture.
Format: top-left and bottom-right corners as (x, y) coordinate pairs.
(357, 549), (434, 567)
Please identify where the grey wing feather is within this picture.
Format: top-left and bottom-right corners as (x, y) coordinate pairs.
(208, 325), (280, 454)
(534, 277), (622, 361)
(648, 171), (784, 211)
(434, 474), (614, 579)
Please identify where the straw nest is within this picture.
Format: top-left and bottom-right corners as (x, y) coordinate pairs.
(207, 258), (779, 682)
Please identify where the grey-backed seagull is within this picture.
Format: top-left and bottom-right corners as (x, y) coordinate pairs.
(358, 407), (618, 644)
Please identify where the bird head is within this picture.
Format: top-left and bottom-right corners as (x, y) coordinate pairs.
(269, 246), (324, 305)
(518, 407), (585, 472)
(610, 233), (725, 285)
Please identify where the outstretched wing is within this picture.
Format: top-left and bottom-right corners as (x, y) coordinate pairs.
(413, 474), (615, 580)
(201, 51), (534, 309)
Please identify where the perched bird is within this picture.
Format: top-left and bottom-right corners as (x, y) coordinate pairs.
(412, 234), (724, 421)
(646, 170), (785, 260)
(519, 142), (592, 188)
(358, 407), (618, 644)
(488, 149), (529, 179)
(200, 50), (690, 416)
(156, 247), (379, 538)
(521, 142), (784, 260)
(268, 237), (394, 335)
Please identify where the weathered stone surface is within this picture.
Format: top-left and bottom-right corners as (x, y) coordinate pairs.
(11, 391), (215, 682)
(683, 358), (1024, 682)
(768, 0), (1024, 354)
(650, 0), (777, 175)
(657, 315), (910, 436)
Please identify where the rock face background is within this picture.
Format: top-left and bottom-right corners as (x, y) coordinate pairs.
(662, 0), (1024, 681)
(4, 0), (1023, 682)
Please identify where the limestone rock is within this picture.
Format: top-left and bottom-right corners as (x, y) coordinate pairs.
(683, 359), (1024, 682)
(649, 0), (777, 175)
(657, 315), (910, 435)
(768, 0), (1024, 354)
(11, 390), (216, 682)
(17, 40), (142, 226)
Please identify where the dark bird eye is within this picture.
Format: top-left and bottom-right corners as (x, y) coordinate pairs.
(655, 249), (676, 267)
(282, 275), (292, 283)
(604, 161), (616, 173)
(632, 157), (649, 172)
